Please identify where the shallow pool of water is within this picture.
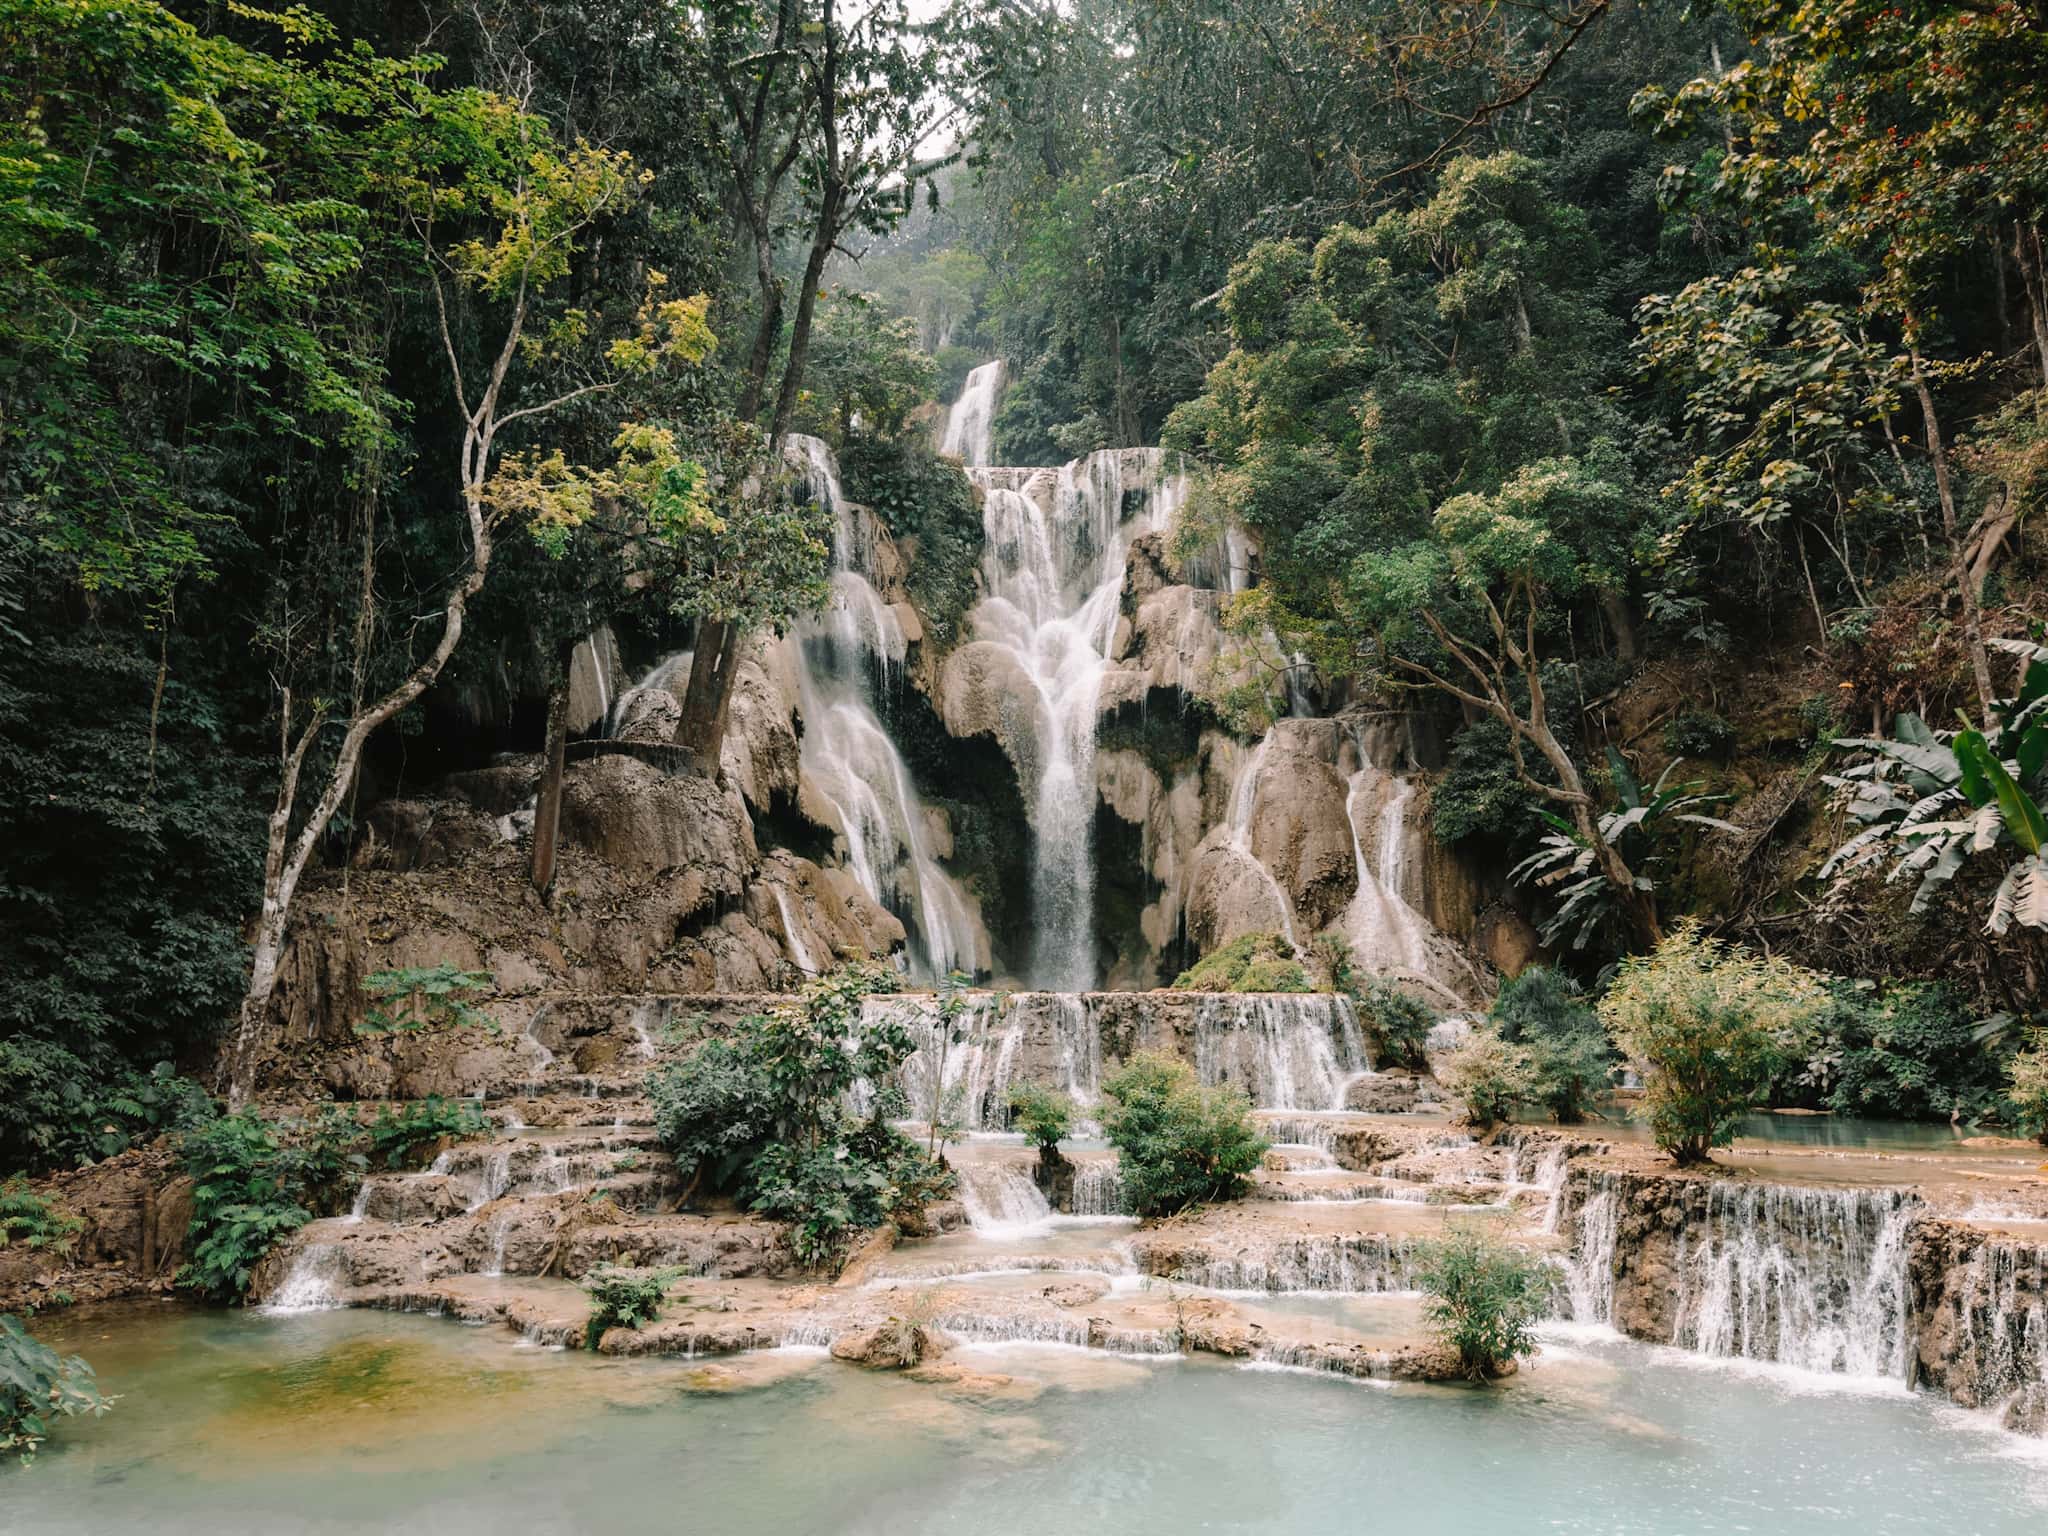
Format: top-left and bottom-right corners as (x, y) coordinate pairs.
(12, 1304), (2045, 1534)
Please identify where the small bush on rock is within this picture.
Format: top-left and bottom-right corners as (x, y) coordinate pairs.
(1101, 1052), (1269, 1216)
(1599, 922), (1828, 1165)
(2, 1313), (112, 1465)
(1441, 1027), (1538, 1129)
(363, 1097), (488, 1168)
(582, 1265), (686, 1349)
(1348, 976), (1436, 1069)
(1491, 967), (1612, 1122)
(1172, 933), (1312, 993)
(1414, 1219), (1548, 1380)
(358, 965), (496, 1036)
(646, 963), (950, 1267)
(1009, 1085), (1074, 1152)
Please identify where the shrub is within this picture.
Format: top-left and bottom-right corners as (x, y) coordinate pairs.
(1009, 1085), (1074, 1152)
(1661, 709), (1735, 760)
(1412, 1220), (1549, 1380)
(1599, 922), (1829, 1165)
(358, 965), (496, 1036)
(1172, 933), (1312, 993)
(649, 1039), (776, 1204)
(581, 1265), (686, 1349)
(1100, 1052), (1269, 1216)
(2009, 1033), (2048, 1146)
(1348, 976), (1436, 1069)
(363, 1097), (489, 1169)
(0, 1180), (81, 1254)
(646, 963), (945, 1267)
(1440, 1028), (1538, 1129)
(1, 1313), (112, 1465)
(1490, 967), (1612, 1123)
(176, 1107), (365, 1302)
(1818, 981), (2008, 1123)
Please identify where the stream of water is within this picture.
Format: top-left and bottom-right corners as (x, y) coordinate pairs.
(15, 1304), (2043, 1534)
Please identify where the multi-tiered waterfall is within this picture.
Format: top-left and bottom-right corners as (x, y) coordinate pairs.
(962, 452), (1188, 988)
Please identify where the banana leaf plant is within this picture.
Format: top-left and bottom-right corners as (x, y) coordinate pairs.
(1509, 749), (1740, 952)
(1823, 636), (2048, 934)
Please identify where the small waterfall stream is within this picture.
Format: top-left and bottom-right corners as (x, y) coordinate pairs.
(940, 360), (1004, 466)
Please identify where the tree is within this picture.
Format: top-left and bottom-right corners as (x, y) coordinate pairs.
(225, 68), (715, 1104)
(657, 429), (833, 771)
(1441, 1027), (1538, 1130)
(1489, 966), (1611, 1124)
(1598, 921), (1829, 1165)
(674, 0), (953, 764)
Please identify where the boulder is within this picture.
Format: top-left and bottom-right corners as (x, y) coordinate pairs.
(830, 1322), (949, 1370)
(558, 754), (756, 892)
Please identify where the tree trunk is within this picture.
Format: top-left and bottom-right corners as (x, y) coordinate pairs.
(674, 619), (744, 775)
(530, 649), (572, 895)
(2015, 222), (2048, 389)
(1598, 589), (1639, 664)
(1908, 348), (1997, 723)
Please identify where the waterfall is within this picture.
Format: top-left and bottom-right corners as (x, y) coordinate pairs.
(1188, 994), (1368, 1111)
(784, 436), (978, 979)
(265, 1243), (346, 1313)
(1957, 1242), (2048, 1420)
(1070, 1159), (1129, 1216)
(1152, 1234), (1419, 1294)
(1671, 1184), (1917, 1379)
(955, 1159), (1055, 1237)
(940, 360), (1005, 467)
(964, 448), (1186, 989)
(1337, 740), (1474, 1008)
(772, 885), (819, 977)
(1565, 1175), (1920, 1383)
(628, 999), (663, 1059)
(1219, 732), (1300, 949)
(885, 990), (1364, 1130)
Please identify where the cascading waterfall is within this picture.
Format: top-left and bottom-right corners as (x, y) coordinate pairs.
(954, 1159), (1055, 1237)
(1957, 1243), (2048, 1419)
(1070, 1159), (1129, 1216)
(785, 435), (978, 979)
(886, 991), (1365, 1130)
(962, 446), (1186, 989)
(1218, 732), (1301, 950)
(1154, 1235), (1420, 1294)
(940, 360), (1004, 467)
(265, 1243), (347, 1313)
(1338, 744), (1468, 1008)
(1564, 1175), (1921, 1382)
(1672, 1184), (1918, 1378)
(1187, 994), (1368, 1111)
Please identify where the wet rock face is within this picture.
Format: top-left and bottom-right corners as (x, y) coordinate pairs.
(559, 754), (757, 886)
(1907, 1219), (2048, 1429)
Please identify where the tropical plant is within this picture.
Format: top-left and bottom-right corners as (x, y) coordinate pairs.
(922, 973), (974, 1158)
(1412, 1219), (1549, 1380)
(581, 1265), (686, 1349)
(1, 1313), (112, 1466)
(1823, 638), (2048, 934)
(1599, 923), (1831, 1165)
(1509, 750), (1738, 955)
(362, 1098), (489, 1169)
(1100, 1052), (1269, 1217)
(175, 1108), (365, 1302)
(1440, 1028), (1539, 1130)
(1008, 1086), (1075, 1154)
(0, 1180), (80, 1254)
(1490, 967), (1612, 1123)
(358, 967), (497, 1036)
(645, 963), (943, 1266)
